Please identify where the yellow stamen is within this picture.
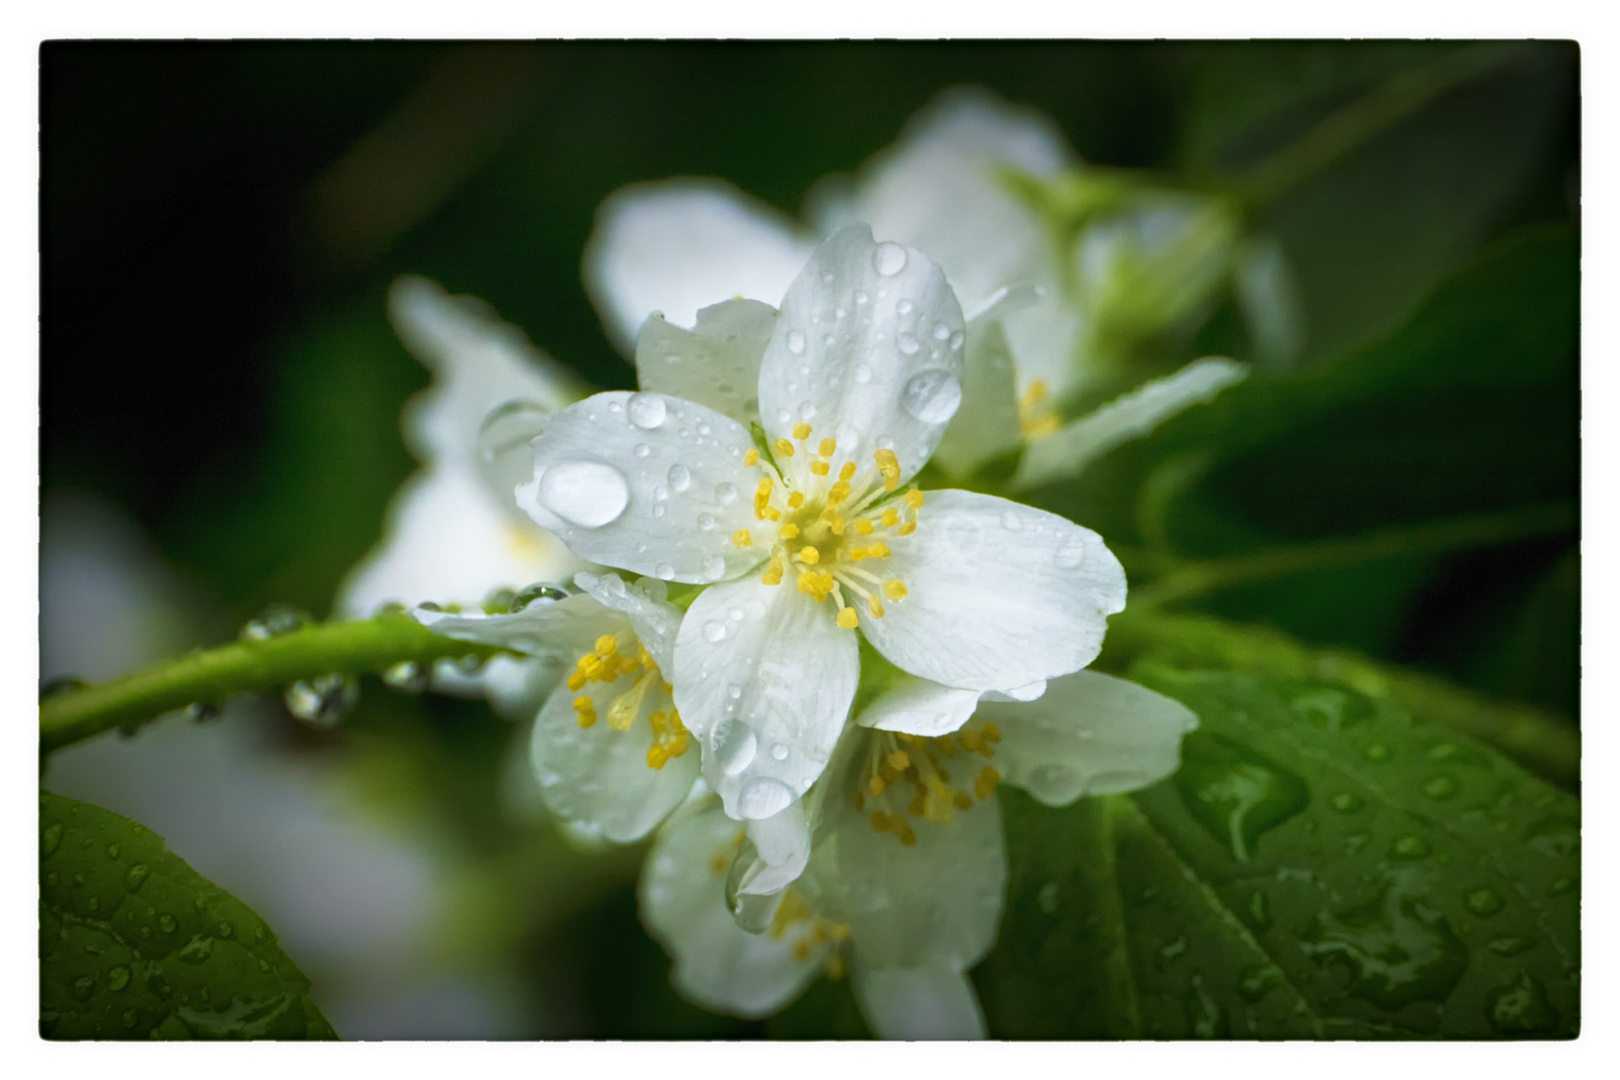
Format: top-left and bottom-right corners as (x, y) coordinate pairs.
(825, 955), (847, 979)
(773, 438), (796, 458)
(855, 519), (875, 536)
(886, 750), (910, 771)
(868, 595), (885, 618)
(732, 528), (753, 548)
(818, 437), (837, 458)
(837, 607), (858, 629)
(797, 570), (835, 602)
(798, 546), (820, 565)
(905, 488), (925, 509)
(875, 448), (900, 490)
(780, 522), (800, 539)
(868, 775), (886, 798)
(881, 507), (900, 527)
(754, 477), (774, 520)
(744, 447), (760, 466)
(647, 745), (670, 770)
(883, 579), (908, 601)
(974, 765), (1001, 800)
(788, 491), (805, 509)
(827, 481), (851, 505)
(791, 940), (812, 962)
(982, 721), (1002, 743)
(792, 422), (812, 440)
(762, 555), (785, 586)
(821, 508), (845, 535)
(839, 461), (857, 481)
(897, 521), (916, 536)
(595, 635), (617, 657)
(811, 460), (830, 476)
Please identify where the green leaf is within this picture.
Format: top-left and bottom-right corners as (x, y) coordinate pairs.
(39, 790), (338, 1040)
(978, 669), (1578, 1039)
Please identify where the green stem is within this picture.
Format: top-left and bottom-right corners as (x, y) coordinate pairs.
(1129, 504), (1574, 609)
(1102, 607), (1579, 790)
(39, 615), (504, 755)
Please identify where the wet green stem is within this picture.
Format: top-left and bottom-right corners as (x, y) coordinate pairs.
(39, 615), (505, 755)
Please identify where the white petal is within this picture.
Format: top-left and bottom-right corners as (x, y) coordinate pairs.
(928, 317), (1023, 478)
(530, 644), (699, 843)
(640, 802), (826, 1018)
(738, 799), (811, 897)
(860, 490), (1126, 691)
(479, 654), (564, 722)
(514, 392), (765, 584)
(673, 576), (858, 820)
(337, 465), (585, 616)
(978, 670), (1198, 806)
(851, 88), (1071, 315)
(411, 591), (612, 658)
(856, 676), (983, 737)
(573, 572), (683, 675)
(851, 961), (987, 1040)
(389, 276), (582, 471)
(757, 226), (965, 488)
(981, 679), (1046, 704)
(812, 777), (1005, 972)
(584, 179), (815, 357)
(635, 299), (776, 427)
(1013, 356), (1249, 490)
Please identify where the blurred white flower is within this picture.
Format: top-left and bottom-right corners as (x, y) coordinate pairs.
(640, 669), (1198, 1038)
(512, 228), (1127, 831)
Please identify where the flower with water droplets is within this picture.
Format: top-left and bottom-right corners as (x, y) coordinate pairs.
(513, 226), (1128, 830)
(413, 572), (698, 843)
(640, 668), (1198, 1037)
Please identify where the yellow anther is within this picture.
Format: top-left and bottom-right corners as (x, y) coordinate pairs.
(764, 506), (781, 521)
(796, 570), (835, 602)
(974, 765), (1001, 800)
(837, 607), (859, 629)
(953, 791), (975, 811)
(821, 508), (845, 535)
(773, 438), (796, 458)
(905, 488), (925, 509)
(868, 775), (886, 798)
(650, 711), (667, 734)
(732, 528), (753, 549)
(793, 422), (812, 440)
(839, 461), (857, 481)
(883, 579), (908, 601)
(886, 750), (910, 772)
(780, 522), (800, 539)
(827, 481), (851, 505)
(707, 852), (729, 876)
(818, 437), (837, 457)
(870, 811), (891, 833)
(853, 791), (866, 812)
(567, 672), (586, 692)
(897, 521), (917, 536)
(595, 635), (617, 657)
(762, 555), (785, 586)
(798, 546), (820, 565)
(896, 824), (918, 847)
(875, 448), (900, 490)
(573, 696), (597, 729)
(744, 448), (760, 466)
(811, 460), (830, 476)
(825, 955), (847, 980)
(869, 541), (891, 559)
(754, 477), (774, 519)
(669, 730), (690, 757)
(958, 729), (983, 753)
(791, 940), (812, 962)
(982, 721), (1002, 743)
(787, 491), (805, 509)
(855, 519), (875, 536)
(881, 507), (900, 527)
(868, 595), (886, 618)
(770, 890), (812, 940)
(647, 745), (670, 770)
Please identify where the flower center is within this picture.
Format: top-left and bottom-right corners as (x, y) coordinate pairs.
(728, 422), (922, 629)
(852, 722), (1003, 847)
(1019, 378), (1061, 439)
(566, 633), (690, 770)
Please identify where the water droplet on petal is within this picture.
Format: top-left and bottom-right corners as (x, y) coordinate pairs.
(697, 512), (716, 531)
(770, 742), (789, 761)
(786, 329), (806, 355)
(633, 443), (650, 458)
(855, 290), (869, 305)
(897, 298), (914, 315)
(715, 482), (738, 505)
(656, 562), (676, 580)
(711, 718), (757, 775)
(899, 369), (962, 423)
(1000, 508), (1025, 531)
(627, 393), (667, 430)
(702, 556), (727, 581)
(897, 332), (920, 355)
(511, 582), (571, 612)
(737, 776), (794, 819)
(950, 330), (965, 350)
(668, 464), (692, 492)
(537, 461), (630, 528)
(854, 364), (873, 384)
(1052, 541), (1086, 570)
(702, 620), (728, 643)
(873, 242), (908, 276)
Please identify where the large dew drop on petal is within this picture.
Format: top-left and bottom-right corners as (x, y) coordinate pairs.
(899, 369), (963, 424)
(535, 461), (630, 528)
(736, 776), (794, 820)
(710, 717), (759, 776)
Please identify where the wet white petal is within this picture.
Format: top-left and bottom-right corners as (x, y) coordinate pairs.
(979, 670), (1198, 806)
(981, 679), (1046, 704)
(757, 226), (965, 488)
(515, 392), (764, 584)
(856, 676), (983, 738)
(585, 179), (815, 357)
(812, 778), (1004, 973)
(673, 576), (858, 820)
(479, 654), (563, 722)
(337, 466), (585, 617)
(640, 802), (825, 1017)
(573, 572), (683, 675)
(851, 960), (987, 1040)
(635, 299), (777, 427)
(1013, 356), (1249, 490)
(738, 799), (811, 897)
(529, 634), (700, 844)
(411, 592), (612, 659)
(928, 317), (1023, 478)
(860, 490), (1126, 692)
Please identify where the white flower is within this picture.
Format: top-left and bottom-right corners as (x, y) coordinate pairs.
(413, 572), (697, 843)
(512, 227), (1127, 827)
(335, 276), (591, 714)
(640, 669), (1198, 1038)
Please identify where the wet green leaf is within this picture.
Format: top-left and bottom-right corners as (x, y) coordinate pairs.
(39, 791), (337, 1040)
(978, 670), (1578, 1038)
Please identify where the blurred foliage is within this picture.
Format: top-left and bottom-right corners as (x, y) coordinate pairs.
(40, 41), (1578, 1039)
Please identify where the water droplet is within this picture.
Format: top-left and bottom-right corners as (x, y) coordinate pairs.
(696, 512), (717, 531)
(125, 865), (150, 893)
(1465, 887), (1505, 916)
(40, 674), (88, 700)
(655, 562), (676, 580)
(1524, 815), (1580, 859)
(1363, 742), (1391, 762)
(1488, 936), (1536, 956)
(668, 464), (692, 492)
(1422, 775), (1458, 800)
(702, 556), (727, 582)
(855, 290), (869, 304)
(1052, 541), (1086, 570)
(536, 460), (630, 529)
(240, 602), (312, 641)
(710, 718), (757, 775)
(702, 620), (728, 643)
(382, 660), (429, 694)
(283, 674), (359, 730)
(715, 482), (738, 505)
(626, 392), (667, 430)
(1486, 971), (1561, 1035)
(1176, 732), (1309, 862)
(1000, 509), (1024, 532)
(218, 921), (233, 937)
(108, 966), (131, 992)
(511, 582), (570, 612)
(158, 914), (177, 934)
(652, 504), (666, 518)
(931, 322), (951, 341)
(873, 242), (907, 276)
(633, 442), (650, 458)
(176, 934), (215, 964)
(770, 742), (789, 761)
(42, 823), (62, 858)
(727, 683), (743, 700)
(736, 776), (794, 819)
(1329, 792), (1363, 812)
(1037, 882), (1060, 914)
(1301, 885), (1468, 1011)
(899, 369), (962, 424)
(949, 330), (965, 350)
(71, 976), (95, 1002)
(786, 329), (806, 355)
(897, 332), (920, 355)
(1390, 836), (1431, 860)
